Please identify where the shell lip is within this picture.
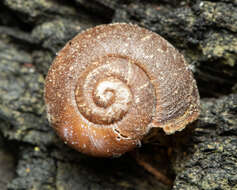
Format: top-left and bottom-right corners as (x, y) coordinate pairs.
(151, 109), (200, 135)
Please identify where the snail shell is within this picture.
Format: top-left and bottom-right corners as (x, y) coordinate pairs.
(44, 23), (200, 157)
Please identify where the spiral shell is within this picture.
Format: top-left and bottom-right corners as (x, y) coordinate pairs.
(44, 23), (200, 157)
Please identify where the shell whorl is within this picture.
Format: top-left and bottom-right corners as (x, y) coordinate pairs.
(74, 55), (156, 139)
(44, 23), (200, 157)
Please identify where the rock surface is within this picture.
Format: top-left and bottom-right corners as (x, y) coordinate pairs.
(0, 0), (236, 190)
(173, 95), (237, 190)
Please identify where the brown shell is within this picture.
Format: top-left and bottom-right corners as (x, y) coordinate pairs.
(44, 23), (200, 157)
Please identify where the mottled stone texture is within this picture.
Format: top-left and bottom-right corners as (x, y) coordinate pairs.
(173, 95), (237, 190)
(0, 0), (236, 190)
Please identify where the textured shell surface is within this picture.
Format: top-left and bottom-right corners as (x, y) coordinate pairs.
(44, 23), (200, 157)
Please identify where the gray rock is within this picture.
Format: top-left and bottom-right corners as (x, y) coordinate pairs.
(173, 94), (237, 190)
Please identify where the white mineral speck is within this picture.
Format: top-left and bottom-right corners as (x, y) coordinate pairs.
(136, 140), (142, 148)
(141, 35), (152, 41)
(63, 127), (69, 139)
(135, 97), (140, 103)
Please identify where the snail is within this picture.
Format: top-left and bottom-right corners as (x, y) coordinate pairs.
(44, 23), (200, 157)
